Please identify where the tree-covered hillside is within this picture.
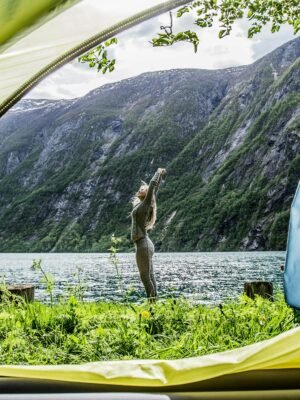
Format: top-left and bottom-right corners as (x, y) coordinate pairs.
(0, 37), (299, 252)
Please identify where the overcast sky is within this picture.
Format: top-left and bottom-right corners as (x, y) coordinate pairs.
(26, 5), (297, 100)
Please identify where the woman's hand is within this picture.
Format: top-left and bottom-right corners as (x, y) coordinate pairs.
(158, 168), (167, 176)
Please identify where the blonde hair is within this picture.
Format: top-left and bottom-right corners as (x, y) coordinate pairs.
(132, 181), (157, 230)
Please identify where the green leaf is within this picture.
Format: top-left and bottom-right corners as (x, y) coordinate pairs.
(218, 29), (227, 38)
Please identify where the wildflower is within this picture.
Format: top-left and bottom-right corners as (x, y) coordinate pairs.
(259, 316), (267, 326)
(141, 310), (151, 319)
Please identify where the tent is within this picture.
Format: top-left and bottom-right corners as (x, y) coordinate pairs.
(0, 0), (300, 397)
(284, 181), (300, 309)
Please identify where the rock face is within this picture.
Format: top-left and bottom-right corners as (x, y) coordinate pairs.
(0, 37), (299, 252)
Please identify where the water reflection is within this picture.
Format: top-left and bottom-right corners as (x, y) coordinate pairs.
(0, 252), (285, 304)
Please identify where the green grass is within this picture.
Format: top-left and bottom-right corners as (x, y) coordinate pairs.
(0, 293), (296, 365)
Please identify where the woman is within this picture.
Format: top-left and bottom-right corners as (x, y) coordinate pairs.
(131, 168), (166, 301)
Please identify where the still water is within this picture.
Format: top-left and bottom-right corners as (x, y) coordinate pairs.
(0, 252), (285, 304)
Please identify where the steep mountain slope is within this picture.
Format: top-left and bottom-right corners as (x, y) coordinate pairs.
(0, 37), (299, 252)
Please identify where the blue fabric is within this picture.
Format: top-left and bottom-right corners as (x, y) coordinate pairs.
(284, 181), (300, 309)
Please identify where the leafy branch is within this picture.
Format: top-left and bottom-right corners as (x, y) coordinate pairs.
(176, 0), (300, 40)
(78, 37), (118, 74)
(151, 10), (199, 52)
(152, 0), (299, 50)
(78, 1), (299, 71)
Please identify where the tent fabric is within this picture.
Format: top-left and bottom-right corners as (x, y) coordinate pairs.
(0, 0), (81, 52)
(284, 181), (300, 309)
(0, 0), (189, 116)
(0, 327), (300, 386)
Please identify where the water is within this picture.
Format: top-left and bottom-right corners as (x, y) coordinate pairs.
(0, 252), (285, 304)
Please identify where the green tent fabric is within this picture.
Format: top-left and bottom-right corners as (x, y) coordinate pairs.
(0, 0), (81, 51)
(1, 327), (300, 387)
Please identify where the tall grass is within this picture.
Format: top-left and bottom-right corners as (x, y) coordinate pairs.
(0, 292), (296, 365)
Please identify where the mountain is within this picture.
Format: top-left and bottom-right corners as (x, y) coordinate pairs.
(0, 37), (299, 252)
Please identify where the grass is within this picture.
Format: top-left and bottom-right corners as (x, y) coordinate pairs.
(0, 292), (296, 365)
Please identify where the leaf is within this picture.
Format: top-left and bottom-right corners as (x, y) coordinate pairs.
(177, 6), (190, 18)
(196, 18), (208, 28)
(218, 29), (227, 38)
(247, 9), (253, 18)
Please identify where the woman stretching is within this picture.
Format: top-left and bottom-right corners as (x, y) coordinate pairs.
(131, 168), (166, 301)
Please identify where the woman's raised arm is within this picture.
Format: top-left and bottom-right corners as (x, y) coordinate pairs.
(143, 168), (166, 206)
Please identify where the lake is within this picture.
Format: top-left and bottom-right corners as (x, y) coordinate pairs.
(0, 252), (285, 304)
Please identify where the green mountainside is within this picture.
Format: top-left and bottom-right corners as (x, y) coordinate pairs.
(0, 38), (299, 252)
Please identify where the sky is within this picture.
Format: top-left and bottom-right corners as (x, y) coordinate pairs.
(26, 4), (297, 100)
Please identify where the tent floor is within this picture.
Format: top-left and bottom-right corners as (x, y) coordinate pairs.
(0, 369), (300, 398)
(3, 391), (300, 400)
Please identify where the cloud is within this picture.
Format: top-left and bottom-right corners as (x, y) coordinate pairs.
(251, 25), (297, 60)
(26, 5), (297, 100)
